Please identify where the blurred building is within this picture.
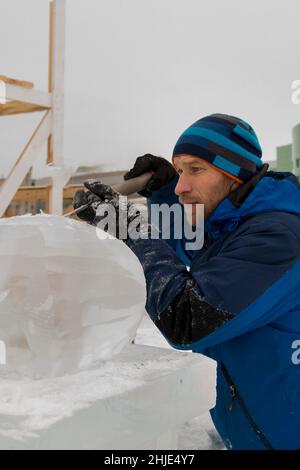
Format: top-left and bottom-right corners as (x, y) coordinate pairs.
(276, 123), (300, 179)
(1, 168), (37, 216)
(66, 166), (126, 186)
(265, 159), (277, 171)
(62, 167), (130, 213)
(4, 166), (139, 217)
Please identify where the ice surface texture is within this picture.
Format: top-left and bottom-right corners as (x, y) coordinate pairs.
(0, 215), (146, 378)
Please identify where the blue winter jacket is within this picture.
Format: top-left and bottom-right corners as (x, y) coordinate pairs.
(127, 168), (300, 450)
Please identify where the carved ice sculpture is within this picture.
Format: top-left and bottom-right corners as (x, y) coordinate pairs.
(0, 215), (146, 377)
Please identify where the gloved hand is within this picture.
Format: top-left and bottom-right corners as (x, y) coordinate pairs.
(124, 154), (177, 197)
(73, 183), (103, 224)
(73, 180), (144, 241)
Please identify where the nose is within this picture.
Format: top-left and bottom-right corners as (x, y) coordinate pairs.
(174, 174), (192, 196)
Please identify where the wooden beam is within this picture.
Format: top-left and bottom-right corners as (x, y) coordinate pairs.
(0, 100), (48, 116)
(0, 111), (52, 217)
(0, 81), (51, 108)
(0, 75), (34, 88)
(0, 0), (66, 217)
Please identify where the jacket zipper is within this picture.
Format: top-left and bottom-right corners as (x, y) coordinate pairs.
(221, 361), (274, 450)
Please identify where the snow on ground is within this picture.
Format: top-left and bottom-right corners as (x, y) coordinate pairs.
(135, 315), (225, 450)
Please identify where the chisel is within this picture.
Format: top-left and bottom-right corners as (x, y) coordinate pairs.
(64, 172), (152, 217)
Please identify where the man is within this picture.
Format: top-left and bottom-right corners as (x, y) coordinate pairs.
(73, 113), (300, 450)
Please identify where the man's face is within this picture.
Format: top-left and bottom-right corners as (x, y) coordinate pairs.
(173, 154), (239, 223)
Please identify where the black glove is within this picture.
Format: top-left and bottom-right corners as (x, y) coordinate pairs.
(124, 154), (177, 197)
(73, 183), (103, 224)
(73, 180), (144, 240)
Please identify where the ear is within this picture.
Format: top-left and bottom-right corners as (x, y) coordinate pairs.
(229, 181), (240, 192)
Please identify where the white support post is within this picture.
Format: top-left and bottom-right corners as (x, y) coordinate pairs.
(49, 0), (66, 215)
(0, 0), (66, 217)
(0, 111), (52, 217)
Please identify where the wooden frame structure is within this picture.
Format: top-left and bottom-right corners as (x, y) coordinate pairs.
(0, 0), (67, 216)
(4, 183), (82, 217)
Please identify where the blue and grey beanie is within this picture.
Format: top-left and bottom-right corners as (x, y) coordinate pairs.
(172, 113), (263, 183)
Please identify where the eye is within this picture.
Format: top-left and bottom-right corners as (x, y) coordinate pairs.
(176, 168), (183, 175)
(190, 167), (203, 173)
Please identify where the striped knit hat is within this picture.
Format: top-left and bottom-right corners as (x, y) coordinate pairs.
(172, 113), (263, 183)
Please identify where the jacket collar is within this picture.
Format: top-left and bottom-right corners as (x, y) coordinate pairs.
(204, 164), (300, 241)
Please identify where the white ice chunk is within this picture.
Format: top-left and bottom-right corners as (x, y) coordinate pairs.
(0, 215), (146, 378)
(0, 345), (216, 450)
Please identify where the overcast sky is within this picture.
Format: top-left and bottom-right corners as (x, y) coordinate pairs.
(1, 0), (299, 178)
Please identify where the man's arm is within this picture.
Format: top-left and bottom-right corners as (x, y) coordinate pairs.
(155, 278), (234, 345)
(73, 180), (300, 351)
(127, 214), (300, 349)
